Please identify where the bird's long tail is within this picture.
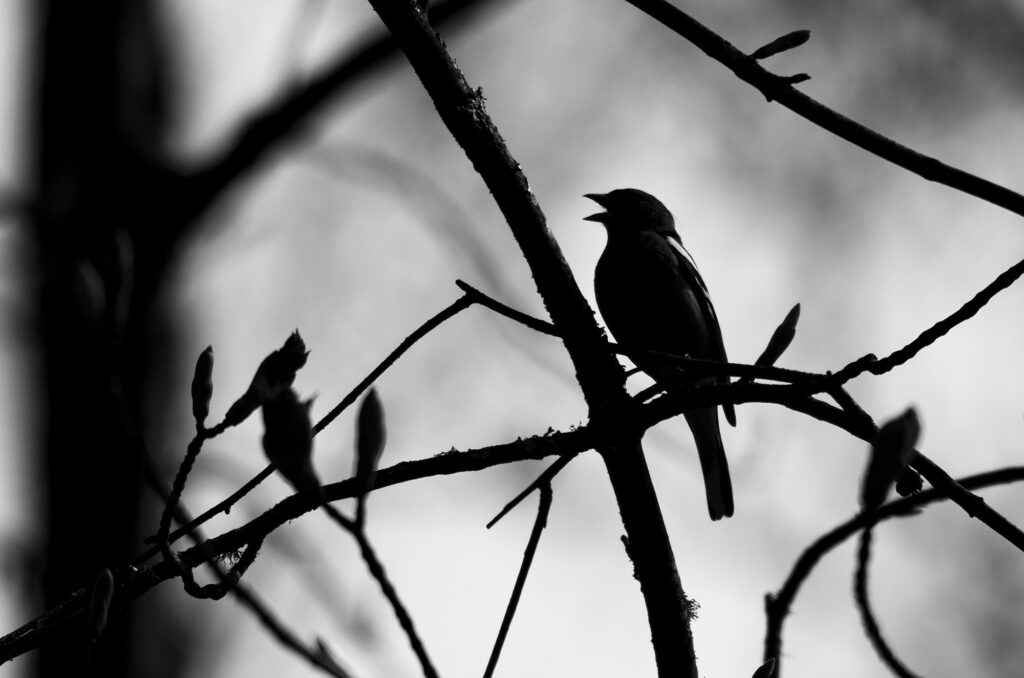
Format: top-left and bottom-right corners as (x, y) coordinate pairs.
(683, 407), (734, 520)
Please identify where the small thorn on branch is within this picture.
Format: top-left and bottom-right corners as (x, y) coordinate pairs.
(750, 30), (811, 60)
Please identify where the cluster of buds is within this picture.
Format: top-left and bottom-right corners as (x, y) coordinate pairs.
(189, 331), (388, 508)
(224, 331), (309, 427)
(262, 386), (320, 500)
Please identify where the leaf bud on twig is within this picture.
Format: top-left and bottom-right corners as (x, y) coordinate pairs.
(225, 331), (309, 427)
(191, 346), (214, 426)
(355, 387), (387, 494)
(861, 408), (921, 511)
(262, 387), (321, 500)
(750, 30), (811, 60)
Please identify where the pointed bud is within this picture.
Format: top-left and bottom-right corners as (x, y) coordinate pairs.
(751, 30), (811, 60)
(191, 346), (214, 426)
(861, 408), (920, 511)
(751, 658), (776, 678)
(225, 331), (309, 427)
(258, 330), (309, 393)
(755, 303), (801, 368)
(355, 388), (386, 494)
(85, 568), (115, 643)
(262, 388), (320, 499)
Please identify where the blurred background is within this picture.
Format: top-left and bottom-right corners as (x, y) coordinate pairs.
(1, 0), (1023, 676)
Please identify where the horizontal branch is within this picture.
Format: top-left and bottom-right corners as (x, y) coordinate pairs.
(0, 428), (592, 663)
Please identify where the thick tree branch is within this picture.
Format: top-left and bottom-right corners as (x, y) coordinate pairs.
(364, 3), (700, 675)
(623, 0), (1024, 217)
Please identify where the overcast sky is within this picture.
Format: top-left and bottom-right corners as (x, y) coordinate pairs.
(3, 1), (1024, 677)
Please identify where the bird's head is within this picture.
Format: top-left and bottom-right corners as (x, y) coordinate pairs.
(583, 188), (676, 234)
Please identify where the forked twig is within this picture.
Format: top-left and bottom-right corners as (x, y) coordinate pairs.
(483, 483), (553, 678)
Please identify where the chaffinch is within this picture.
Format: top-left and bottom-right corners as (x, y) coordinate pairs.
(586, 188), (736, 520)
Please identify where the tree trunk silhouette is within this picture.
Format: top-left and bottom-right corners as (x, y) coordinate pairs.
(33, 1), (180, 675)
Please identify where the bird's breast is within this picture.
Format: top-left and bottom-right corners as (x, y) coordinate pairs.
(595, 234), (713, 373)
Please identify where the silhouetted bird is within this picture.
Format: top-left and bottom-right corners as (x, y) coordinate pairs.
(585, 188), (736, 520)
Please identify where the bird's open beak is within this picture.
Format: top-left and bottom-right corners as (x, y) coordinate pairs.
(583, 193), (610, 223)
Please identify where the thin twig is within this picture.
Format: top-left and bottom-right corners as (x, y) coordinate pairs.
(315, 293), (474, 433)
(853, 526), (922, 678)
(183, 0), (504, 226)
(763, 467), (1024, 674)
(136, 293), (477, 564)
(487, 452), (577, 528)
(231, 584), (354, 678)
(321, 504), (439, 678)
(456, 279), (560, 337)
(144, 464), (354, 677)
(459, 279), (815, 384)
(135, 465), (276, 564)
(483, 483), (553, 678)
(623, 0), (1024, 217)
(156, 433), (208, 566)
(824, 255), (1024, 386)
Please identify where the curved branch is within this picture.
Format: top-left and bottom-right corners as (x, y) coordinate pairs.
(853, 527), (922, 678)
(763, 467), (1024, 671)
(623, 0), (1024, 217)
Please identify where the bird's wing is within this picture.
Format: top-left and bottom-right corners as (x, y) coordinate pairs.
(664, 233), (737, 427)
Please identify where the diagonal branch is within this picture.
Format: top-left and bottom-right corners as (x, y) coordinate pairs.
(823, 255), (1024, 386)
(145, 469), (355, 678)
(646, 381), (1024, 553)
(181, 0), (506, 224)
(364, 4), (701, 676)
(321, 504), (438, 678)
(483, 483), (553, 678)
(315, 292), (475, 433)
(623, 0), (1024, 218)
